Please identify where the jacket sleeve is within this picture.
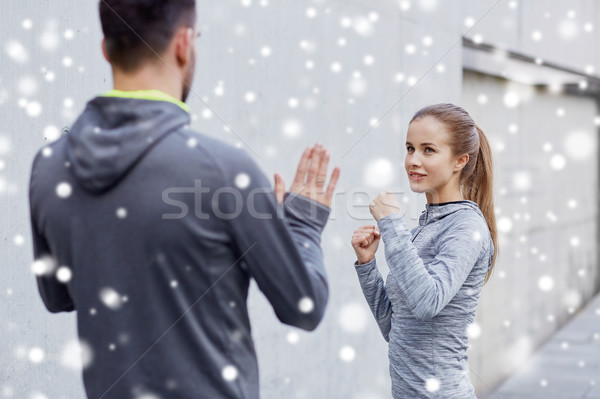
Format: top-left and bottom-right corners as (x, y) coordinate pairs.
(218, 151), (330, 331)
(28, 153), (75, 313)
(354, 258), (392, 342)
(377, 213), (485, 321)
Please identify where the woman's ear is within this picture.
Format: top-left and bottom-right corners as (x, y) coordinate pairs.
(455, 154), (469, 171)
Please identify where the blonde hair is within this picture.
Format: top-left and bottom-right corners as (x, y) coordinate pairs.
(410, 103), (498, 284)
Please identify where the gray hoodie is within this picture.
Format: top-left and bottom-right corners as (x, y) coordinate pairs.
(28, 93), (330, 399)
(354, 200), (494, 399)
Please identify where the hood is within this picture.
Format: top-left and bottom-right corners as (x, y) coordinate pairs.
(66, 93), (190, 193)
(419, 200), (484, 226)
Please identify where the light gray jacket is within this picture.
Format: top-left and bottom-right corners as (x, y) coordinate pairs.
(355, 200), (494, 399)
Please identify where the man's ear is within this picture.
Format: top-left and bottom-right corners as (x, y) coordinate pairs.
(101, 38), (110, 63)
(174, 27), (193, 67)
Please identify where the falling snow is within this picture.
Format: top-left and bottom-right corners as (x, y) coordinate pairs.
(3, 4), (600, 399)
(99, 287), (123, 310)
(298, 297), (314, 313)
(55, 182), (72, 198)
(56, 266), (72, 283)
(222, 365), (238, 381)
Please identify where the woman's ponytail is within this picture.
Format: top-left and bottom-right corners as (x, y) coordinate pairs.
(464, 125), (498, 284)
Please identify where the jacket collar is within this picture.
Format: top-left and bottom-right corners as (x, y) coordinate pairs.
(100, 89), (190, 113)
(419, 200), (481, 226)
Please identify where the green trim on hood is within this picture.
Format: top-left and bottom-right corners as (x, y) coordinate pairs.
(100, 89), (190, 113)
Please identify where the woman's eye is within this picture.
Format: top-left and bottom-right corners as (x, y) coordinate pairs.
(406, 146), (434, 153)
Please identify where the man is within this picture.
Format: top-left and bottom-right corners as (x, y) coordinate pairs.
(28, 0), (340, 398)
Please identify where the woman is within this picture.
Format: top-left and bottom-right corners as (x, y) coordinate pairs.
(351, 103), (498, 398)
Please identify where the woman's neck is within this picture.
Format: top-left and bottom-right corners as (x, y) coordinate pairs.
(426, 193), (465, 204)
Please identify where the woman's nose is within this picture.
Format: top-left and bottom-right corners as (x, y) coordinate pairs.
(408, 154), (422, 167)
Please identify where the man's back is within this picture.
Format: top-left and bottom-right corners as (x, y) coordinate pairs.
(29, 94), (331, 398)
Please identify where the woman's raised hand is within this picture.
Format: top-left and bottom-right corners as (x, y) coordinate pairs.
(351, 225), (381, 265)
(369, 191), (403, 222)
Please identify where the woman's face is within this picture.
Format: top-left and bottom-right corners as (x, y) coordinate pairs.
(404, 116), (467, 202)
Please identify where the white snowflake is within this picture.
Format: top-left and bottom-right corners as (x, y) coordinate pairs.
(244, 91), (256, 103)
(26, 101), (42, 117)
(298, 297), (314, 313)
(305, 7), (317, 18)
(187, 137), (197, 148)
(44, 125), (61, 142)
(538, 275), (554, 292)
(339, 303), (368, 334)
(549, 154), (566, 170)
(425, 378), (440, 392)
(40, 28), (60, 51)
(286, 331), (299, 344)
(116, 207), (128, 219)
(353, 17), (373, 36)
(282, 119), (301, 138)
(56, 266), (72, 283)
(339, 346), (355, 362)
(222, 365), (238, 381)
(5, 40), (28, 63)
(100, 287), (123, 310)
(559, 19), (579, 39)
(31, 256), (57, 276)
(13, 235), (24, 246)
(363, 158), (394, 188)
(18, 76), (38, 96)
(466, 323), (482, 339)
(260, 46), (271, 57)
(56, 182), (72, 198)
(28, 347), (45, 363)
(234, 173), (251, 189)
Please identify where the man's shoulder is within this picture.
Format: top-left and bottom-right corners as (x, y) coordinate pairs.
(30, 135), (69, 176)
(175, 128), (262, 178)
(177, 129), (248, 158)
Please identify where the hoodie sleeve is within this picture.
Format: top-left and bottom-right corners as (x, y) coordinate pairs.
(377, 213), (485, 321)
(217, 150), (330, 331)
(354, 258), (392, 342)
(28, 153), (75, 313)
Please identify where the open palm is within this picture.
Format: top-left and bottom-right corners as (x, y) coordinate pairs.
(274, 143), (341, 208)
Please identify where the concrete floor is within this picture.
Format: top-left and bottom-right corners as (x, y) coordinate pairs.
(482, 293), (600, 399)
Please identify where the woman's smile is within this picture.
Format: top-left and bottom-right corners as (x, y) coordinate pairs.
(409, 172), (427, 181)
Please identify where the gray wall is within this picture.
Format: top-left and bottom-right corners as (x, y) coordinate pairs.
(1, 1), (599, 398)
(463, 70), (599, 396)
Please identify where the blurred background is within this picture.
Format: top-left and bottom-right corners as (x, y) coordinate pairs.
(1, 0), (599, 398)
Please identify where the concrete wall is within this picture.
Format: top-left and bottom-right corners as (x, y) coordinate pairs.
(463, 70), (599, 396)
(1, 1), (598, 398)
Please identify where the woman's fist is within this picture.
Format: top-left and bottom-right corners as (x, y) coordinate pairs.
(369, 191), (402, 222)
(351, 225), (381, 265)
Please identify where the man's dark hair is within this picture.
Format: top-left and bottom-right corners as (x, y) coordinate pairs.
(99, 0), (196, 72)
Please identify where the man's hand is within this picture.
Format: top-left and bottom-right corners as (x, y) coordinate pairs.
(274, 143), (341, 208)
(351, 225), (381, 265)
(369, 191), (403, 222)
